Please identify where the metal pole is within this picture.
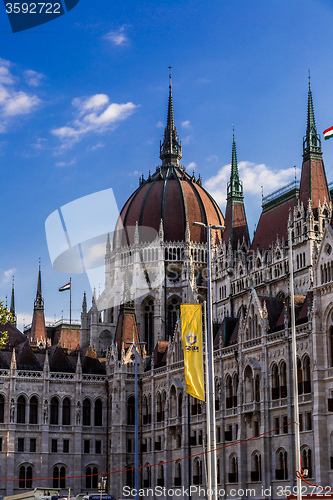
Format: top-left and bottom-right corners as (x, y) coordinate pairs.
(204, 301), (212, 499)
(135, 345), (139, 500)
(70, 277), (72, 325)
(288, 228), (302, 500)
(207, 226), (217, 500)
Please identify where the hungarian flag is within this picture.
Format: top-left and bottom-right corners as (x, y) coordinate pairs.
(323, 126), (333, 140)
(180, 304), (205, 401)
(59, 282), (70, 292)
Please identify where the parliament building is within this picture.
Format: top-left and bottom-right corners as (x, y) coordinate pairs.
(1, 79), (333, 499)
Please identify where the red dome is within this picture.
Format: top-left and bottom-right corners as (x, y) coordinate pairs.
(118, 166), (224, 245)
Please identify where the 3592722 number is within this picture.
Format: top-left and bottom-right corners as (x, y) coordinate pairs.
(5, 3), (61, 14)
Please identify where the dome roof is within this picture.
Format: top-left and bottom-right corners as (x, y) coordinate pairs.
(115, 72), (224, 246)
(118, 166), (224, 245)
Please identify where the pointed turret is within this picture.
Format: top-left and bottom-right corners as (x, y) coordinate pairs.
(30, 264), (46, 343)
(159, 68), (182, 167)
(223, 130), (250, 250)
(299, 77), (330, 213)
(10, 277), (16, 327)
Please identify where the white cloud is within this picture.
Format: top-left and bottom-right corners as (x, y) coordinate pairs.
(24, 70), (46, 87)
(182, 120), (191, 129)
(182, 134), (192, 145)
(0, 59), (41, 131)
(187, 161), (197, 171)
(104, 26), (129, 46)
(52, 94), (138, 147)
(156, 121), (164, 128)
(204, 160), (301, 209)
(32, 137), (48, 150)
(0, 268), (16, 287)
(87, 142), (105, 151)
(55, 160), (76, 167)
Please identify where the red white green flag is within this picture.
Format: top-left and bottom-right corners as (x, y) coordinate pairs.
(323, 126), (333, 140)
(59, 282), (70, 292)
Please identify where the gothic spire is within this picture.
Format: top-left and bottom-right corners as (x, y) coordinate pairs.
(160, 68), (182, 167)
(303, 74), (321, 158)
(224, 129), (250, 250)
(227, 129), (243, 203)
(34, 263), (44, 310)
(10, 277), (16, 327)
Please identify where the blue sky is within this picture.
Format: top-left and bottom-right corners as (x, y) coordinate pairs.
(1, 0), (333, 330)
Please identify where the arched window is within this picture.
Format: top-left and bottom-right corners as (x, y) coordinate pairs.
(86, 466), (98, 489)
(0, 395), (5, 423)
(276, 450), (288, 480)
(17, 396), (26, 423)
(303, 356), (311, 394)
(178, 393), (182, 418)
(193, 459), (202, 485)
(251, 453), (261, 482)
(126, 465), (134, 489)
(83, 398), (91, 426)
(143, 463), (151, 488)
(226, 375), (232, 408)
(53, 466), (66, 489)
(302, 448), (312, 478)
(174, 462), (182, 486)
(19, 465), (33, 489)
(127, 396), (135, 425)
(29, 396), (38, 424)
(94, 399), (102, 426)
(170, 387), (177, 418)
(229, 455), (238, 483)
(272, 364), (279, 400)
(255, 374), (260, 402)
(167, 296), (181, 338)
(62, 398), (71, 426)
(244, 366), (253, 403)
(280, 361), (287, 398)
(157, 463), (164, 487)
(50, 397), (59, 425)
(143, 298), (154, 353)
(297, 358), (303, 395)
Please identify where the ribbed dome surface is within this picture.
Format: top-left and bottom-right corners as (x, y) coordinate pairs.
(118, 166), (224, 244)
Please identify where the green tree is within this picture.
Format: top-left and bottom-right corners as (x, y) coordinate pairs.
(0, 301), (13, 347)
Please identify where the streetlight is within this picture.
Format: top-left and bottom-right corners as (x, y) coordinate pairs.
(193, 222), (224, 500)
(126, 340), (146, 500)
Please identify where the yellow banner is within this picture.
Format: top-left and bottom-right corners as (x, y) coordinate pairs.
(180, 304), (205, 402)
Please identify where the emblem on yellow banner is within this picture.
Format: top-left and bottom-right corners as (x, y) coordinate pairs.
(180, 304), (205, 401)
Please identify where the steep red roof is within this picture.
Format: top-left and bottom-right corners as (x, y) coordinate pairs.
(223, 202), (250, 250)
(114, 303), (140, 359)
(299, 157), (330, 214)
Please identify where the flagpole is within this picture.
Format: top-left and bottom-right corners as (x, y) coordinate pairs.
(204, 300), (212, 498)
(70, 277), (72, 325)
(288, 228), (302, 500)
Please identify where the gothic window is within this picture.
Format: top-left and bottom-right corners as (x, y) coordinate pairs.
(276, 449), (288, 480)
(86, 466), (98, 489)
(17, 395), (26, 424)
(302, 448), (312, 478)
(19, 465), (33, 489)
(126, 465), (134, 489)
(280, 361), (287, 398)
(50, 397), (59, 425)
(229, 455), (238, 483)
(244, 366), (253, 403)
(330, 326), (333, 367)
(251, 452), (261, 482)
(297, 358), (303, 394)
(174, 462), (181, 486)
(83, 398), (91, 426)
(170, 386), (177, 418)
(303, 356), (311, 394)
(94, 399), (102, 426)
(29, 396), (38, 424)
(233, 373), (238, 407)
(0, 395), (4, 423)
(53, 466), (66, 489)
(143, 297), (154, 353)
(143, 464), (151, 488)
(158, 463), (164, 487)
(167, 296), (181, 338)
(272, 364), (279, 400)
(193, 459), (202, 485)
(127, 396), (135, 425)
(255, 374), (260, 402)
(62, 398), (71, 426)
(178, 392), (182, 417)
